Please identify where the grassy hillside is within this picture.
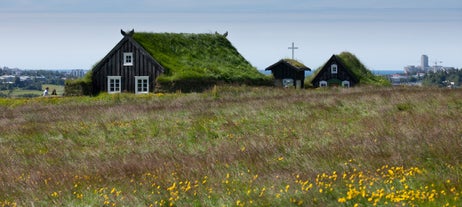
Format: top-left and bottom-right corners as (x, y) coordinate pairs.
(1, 87), (462, 206)
(133, 33), (271, 91)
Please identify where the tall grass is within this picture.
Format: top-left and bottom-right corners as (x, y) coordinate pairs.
(1, 86), (462, 206)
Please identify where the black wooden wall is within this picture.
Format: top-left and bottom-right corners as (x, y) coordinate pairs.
(272, 67), (305, 87)
(92, 37), (163, 94)
(311, 56), (358, 88)
(268, 63), (306, 88)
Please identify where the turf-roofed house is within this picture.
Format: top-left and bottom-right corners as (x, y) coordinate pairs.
(90, 29), (269, 94)
(310, 52), (391, 88)
(265, 59), (311, 88)
(310, 54), (359, 88)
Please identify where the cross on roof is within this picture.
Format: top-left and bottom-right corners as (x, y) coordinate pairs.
(288, 42), (298, 59)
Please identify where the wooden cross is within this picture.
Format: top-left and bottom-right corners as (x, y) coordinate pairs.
(288, 42), (298, 59)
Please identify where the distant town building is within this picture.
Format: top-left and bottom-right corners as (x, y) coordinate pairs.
(421, 55), (429, 70)
(0, 75), (15, 83)
(404, 65), (418, 74)
(404, 54), (454, 75)
(19, 76), (32, 82)
(69, 69), (87, 78)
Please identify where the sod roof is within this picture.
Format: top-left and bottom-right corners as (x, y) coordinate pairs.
(265, 59), (311, 72)
(282, 59), (311, 71)
(132, 32), (267, 82)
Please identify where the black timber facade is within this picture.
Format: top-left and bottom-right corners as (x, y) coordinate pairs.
(91, 30), (164, 94)
(265, 59), (311, 88)
(311, 55), (359, 88)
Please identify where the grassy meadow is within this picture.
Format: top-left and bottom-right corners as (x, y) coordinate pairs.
(1, 86), (462, 206)
(0, 84), (64, 98)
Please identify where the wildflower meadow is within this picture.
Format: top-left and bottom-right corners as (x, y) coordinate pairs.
(1, 86), (461, 206)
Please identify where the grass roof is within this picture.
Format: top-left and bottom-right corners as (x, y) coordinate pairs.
(336, 52), (375, 84)
(132, 32), (267, 83)
(282, 59), (310, 71)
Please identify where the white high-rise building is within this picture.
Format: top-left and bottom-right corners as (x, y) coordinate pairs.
(70, 69), (86, 78)
(421, 55), (429, 70)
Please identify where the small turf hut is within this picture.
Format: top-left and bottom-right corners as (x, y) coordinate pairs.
(265, 59), (311, 88)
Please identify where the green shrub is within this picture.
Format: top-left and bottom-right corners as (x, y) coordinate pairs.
(396, 102), (414, 111)
(16, 93), (40, 98)
(157, 75), (272, 92)
(64, 70), (93, 96)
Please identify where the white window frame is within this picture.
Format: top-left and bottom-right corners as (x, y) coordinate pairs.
(331, 64), (338, 74)
(123, 52), (133, 66)
(135, 76), (149, 94)
(342, 80), (350, 88)
(319, 80), (328, 87)
(107, 76), (121, 93)
(282, 78), (294, 88)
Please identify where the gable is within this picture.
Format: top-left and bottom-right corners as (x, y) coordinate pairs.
(90, 32), (165, 94)
(92, 34), (164, 76)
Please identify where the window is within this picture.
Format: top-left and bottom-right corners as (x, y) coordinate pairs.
(135, 76), (149, 94)
(108, 76), (121, 93)
(331, 64), (338, 74)
(319, 80), (328, 87)
(282, 79), (294, 88)
(342, 80), (350, 88)
(123, 52), (133, 66)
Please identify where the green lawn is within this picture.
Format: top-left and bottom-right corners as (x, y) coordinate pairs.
(1, 86), (461, 206)
(0, 84), (64, 97)
(42, 84), (65, 95)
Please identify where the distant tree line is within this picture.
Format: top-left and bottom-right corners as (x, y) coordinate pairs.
(0, 69), (68, 91)
(422, 69), (462, 87)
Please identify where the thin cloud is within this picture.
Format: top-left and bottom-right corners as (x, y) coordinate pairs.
(1, 0), (461, 12)
(1, 0), (461, 69)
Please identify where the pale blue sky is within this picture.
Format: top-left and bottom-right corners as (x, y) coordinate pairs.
(1, 0), (461, 70)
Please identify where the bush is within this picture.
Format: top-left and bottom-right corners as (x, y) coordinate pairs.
(156, 76), (218, 92)
(396, 102), (414, 111)
(64, 70), (93, 96)
(64, 79), (92, 96)
(16, 93), (41, 98)
(156, 75), (273, 92)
